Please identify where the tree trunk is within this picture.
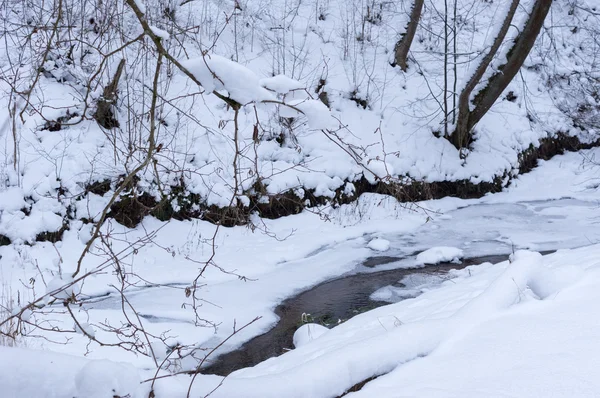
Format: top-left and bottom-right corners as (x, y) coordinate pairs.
(451, 0), (520, 149)
(392, 0), (424, 71)
(95, 59), (126, 129)
(467, 0), (552, 138)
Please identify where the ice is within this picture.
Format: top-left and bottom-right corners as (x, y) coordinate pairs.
(371, 273), (446, 303)
(370, 285), (420, 302)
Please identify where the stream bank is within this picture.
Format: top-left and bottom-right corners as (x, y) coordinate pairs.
(201, 253), (528, 376)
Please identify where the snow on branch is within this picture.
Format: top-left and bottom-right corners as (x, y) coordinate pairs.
(182, 55), (274, 104)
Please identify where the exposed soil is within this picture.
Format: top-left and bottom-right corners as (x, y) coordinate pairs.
(105, 132), (600, 228)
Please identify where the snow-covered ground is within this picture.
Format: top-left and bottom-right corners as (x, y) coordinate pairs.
(1, 141), (600, 396)
(0, 0), (597, 247)
(1, 0), (599, 395)
(180, 247), (600, 398)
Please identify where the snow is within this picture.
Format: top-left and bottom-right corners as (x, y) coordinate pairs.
(150, 246), (600, 398)
(46, 274), (78, 300)
(0, 0), (594, 227)
(348, 253), (600, 398)
(133, 0), (146, 14)
(150, 26), (170, 40)
(20, 308), (33, 322)
(2, 149), (600, 397)
(1, 0), (600, 396)
(280, 99), (337, 129)
(181, 54), (274, 104)
(0, 347), (144, 398)
(75, 360), (141, 398)
(74, 321), (96, 338)
(0, 187), (26, 212)
(371, 273), (445, 303)
(292, 323), (329, 348)
(367, 238), (390, 251)
(260, 75), (303, 94)
(415, 246), (464, 265)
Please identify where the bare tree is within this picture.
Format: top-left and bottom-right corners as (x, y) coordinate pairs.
(451, 0), (552, 150)
(543, 1), (600, 134)
(392, 0), (424, 71)
(451, 0), (520, 148)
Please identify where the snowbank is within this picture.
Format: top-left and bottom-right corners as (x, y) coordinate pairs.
(0, 0), (596, 249)
(367, 238), (390, 252)
(292, 323), (329, 348)
(0, 347), (144, 398)
(416, 246), (464, 265)
(173, 246), (600, 397)
(6, 246), (600, 398)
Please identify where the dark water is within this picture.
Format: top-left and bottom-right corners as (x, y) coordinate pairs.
(201, 253), (516, 376)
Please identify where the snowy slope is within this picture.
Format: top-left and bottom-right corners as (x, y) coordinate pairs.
(1, 1), (600, 396)
(169, 247), (600, 398)
(0, 347), (143, 398)
(1, 147), (600, 398)
(0, 0), (598, 245)
(3, 246), (600, 397)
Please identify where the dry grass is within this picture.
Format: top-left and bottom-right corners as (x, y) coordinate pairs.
(0, 284), (20, 347)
